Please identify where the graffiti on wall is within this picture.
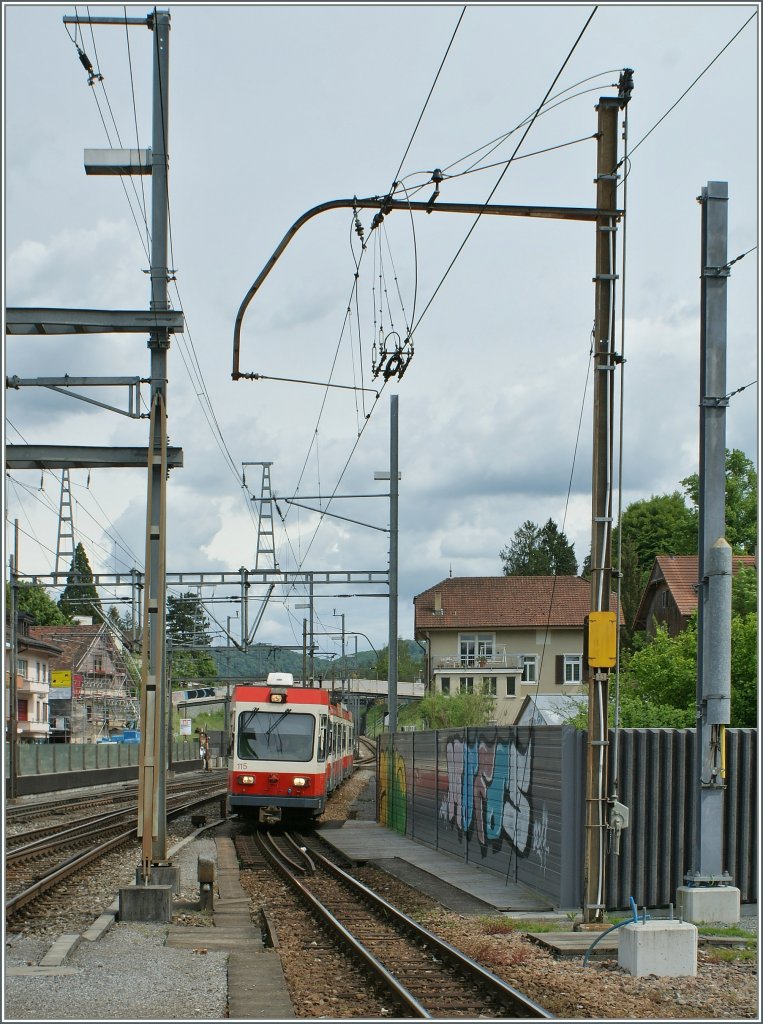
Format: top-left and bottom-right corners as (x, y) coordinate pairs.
(379, 748), (407, 834)
(439, 733), (541, 865)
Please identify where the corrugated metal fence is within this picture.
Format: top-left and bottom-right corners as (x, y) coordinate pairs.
(377, 726), (756, 910)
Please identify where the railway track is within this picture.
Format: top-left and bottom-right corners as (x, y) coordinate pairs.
(5, 777), (227, 920)
(251, 828), (552, 1019)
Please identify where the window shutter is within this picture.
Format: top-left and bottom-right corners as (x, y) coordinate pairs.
(555, 655), (564, 685)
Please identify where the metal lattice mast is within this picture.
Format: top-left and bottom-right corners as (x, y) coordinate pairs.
(54, 469), (76, 580)
(244, 461), (279, 570)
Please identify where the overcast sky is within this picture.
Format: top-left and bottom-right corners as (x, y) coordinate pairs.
(3, 3), (759, 660)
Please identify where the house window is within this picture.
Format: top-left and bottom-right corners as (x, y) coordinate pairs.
(459, 677), (474, 694)
(660, 590), (668, 609)
(17, 659), (28, 679)
(506, 676), (516, 697)
(86, 705), (93, 722)
(441, 677), (451, 695)
(521, 656), (537, 683)
(564, 655), (582, 683)
(482, 677), (497, 696)
(459, 634), (494, 666)
(93, 655), (103, 673)
(36, 661), (42, 681)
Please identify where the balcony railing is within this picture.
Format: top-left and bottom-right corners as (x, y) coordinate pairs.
(434, 653), (523, 671)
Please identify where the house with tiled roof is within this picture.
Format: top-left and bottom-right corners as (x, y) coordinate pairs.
(633, 553), (757, 637)
(4, 612), (62, 742)
(30, 621), (139, 743)
(413, 576), (621, 725)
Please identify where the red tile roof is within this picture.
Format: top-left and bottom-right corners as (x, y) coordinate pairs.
(638, 554), (757, 620)
(413, 576), (619, 634)
(29, 624), (106, 673)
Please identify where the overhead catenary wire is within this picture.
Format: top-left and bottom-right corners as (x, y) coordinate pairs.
(622, 10), (757, 166)
(387, 5), (467, 195)
(407, 5), (600, 340)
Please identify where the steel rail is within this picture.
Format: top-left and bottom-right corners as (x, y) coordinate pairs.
(5, 787), (227, 919)
(255, 831), (432, 1019)
(298, 833), (554, 1019)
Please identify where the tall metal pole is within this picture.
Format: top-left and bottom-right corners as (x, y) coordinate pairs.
(137, 8), (171, 880)
(690, 181), (732, 885)
(309, 573), (315, 684)
(8, 521), (20, 801)
(388, 395), (399, 734)
(302, 618), (308, 686)
(583, 95), (620, 924)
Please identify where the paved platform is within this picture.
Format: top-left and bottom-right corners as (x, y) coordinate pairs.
(164, 836), (295, 1020)
(316, 819), (554, 913)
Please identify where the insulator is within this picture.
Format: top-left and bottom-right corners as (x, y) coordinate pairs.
(78, 48), (94, 73)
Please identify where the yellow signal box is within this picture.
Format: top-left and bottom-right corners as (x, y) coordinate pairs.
(587, 611), (617, 668)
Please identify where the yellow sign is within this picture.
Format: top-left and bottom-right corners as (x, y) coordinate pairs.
(51, 670), (72, 689)
(587, 611), (617, 667)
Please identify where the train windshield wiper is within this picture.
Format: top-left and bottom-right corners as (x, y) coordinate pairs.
(265, 707), (291, 739)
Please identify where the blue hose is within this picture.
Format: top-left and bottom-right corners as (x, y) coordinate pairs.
(582, 899), (649, 966)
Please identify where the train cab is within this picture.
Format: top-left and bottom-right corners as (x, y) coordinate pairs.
(227, 672), (353, 824)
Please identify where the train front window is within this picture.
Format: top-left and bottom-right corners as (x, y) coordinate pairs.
(237, 710), (315, 761)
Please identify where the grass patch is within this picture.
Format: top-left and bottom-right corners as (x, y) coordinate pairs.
(697, 924), (756, 940)
(704, 946), (757, 962)
(476, 917), (573, 935)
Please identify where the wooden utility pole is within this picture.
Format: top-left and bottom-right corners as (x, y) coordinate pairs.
(583, 91), (624, 925)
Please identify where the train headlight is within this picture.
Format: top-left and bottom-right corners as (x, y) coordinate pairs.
(292, 777), (308, 787)
(239, 774), (255, 785)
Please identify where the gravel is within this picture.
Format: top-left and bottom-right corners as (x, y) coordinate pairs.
(4, 769), (759, 1021)
(4, 808), (229, 1021)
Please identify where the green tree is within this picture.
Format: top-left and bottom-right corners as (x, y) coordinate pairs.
(623, 612), (757, 729)
(7, 581), (72, 625)
(167, 592), (216, 683)
(730, 613), (757, 728)
(418, 690), (494, 728)
(500, 518), (578, 576)
(615, 492), (697, 583)
(732, 565), (757, 618)
(682, 448), (758, 554)
(167, 592), (212, 647)
(58, 542), (103, 622)
(374, 639), (423, 683)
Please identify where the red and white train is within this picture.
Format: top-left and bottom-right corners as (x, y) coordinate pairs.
(227, 672), (354, 824)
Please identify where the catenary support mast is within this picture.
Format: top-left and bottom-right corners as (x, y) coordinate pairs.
(583, 92), (623, 925)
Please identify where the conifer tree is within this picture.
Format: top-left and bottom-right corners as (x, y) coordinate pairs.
(58, 542), (103, 623)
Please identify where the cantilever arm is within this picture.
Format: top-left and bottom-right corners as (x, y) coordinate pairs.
(232, 194), (618, 379)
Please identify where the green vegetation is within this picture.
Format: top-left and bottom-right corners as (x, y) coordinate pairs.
(209, 638), (423, 684)
(58, 542), (103, 622)
(167, 592), (217, 682)
(500, 518), (578, 576)
(7, 581), (72, 625)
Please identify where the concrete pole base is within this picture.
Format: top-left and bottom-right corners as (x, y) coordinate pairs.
(618, 920), (697, 977)
(676, 885), (741, 924)
(136, 864), (181, 894)
(119, 884), (173, 923)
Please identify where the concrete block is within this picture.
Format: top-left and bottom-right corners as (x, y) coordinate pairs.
(135, 864), (181, 894)
(618, 920), (697, 977)
(676, 885), (741, 925)
(119, 884), (173, 923)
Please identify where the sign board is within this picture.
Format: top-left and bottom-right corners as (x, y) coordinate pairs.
(179, 718), (192, 736)
(51, 670), (72, 699)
